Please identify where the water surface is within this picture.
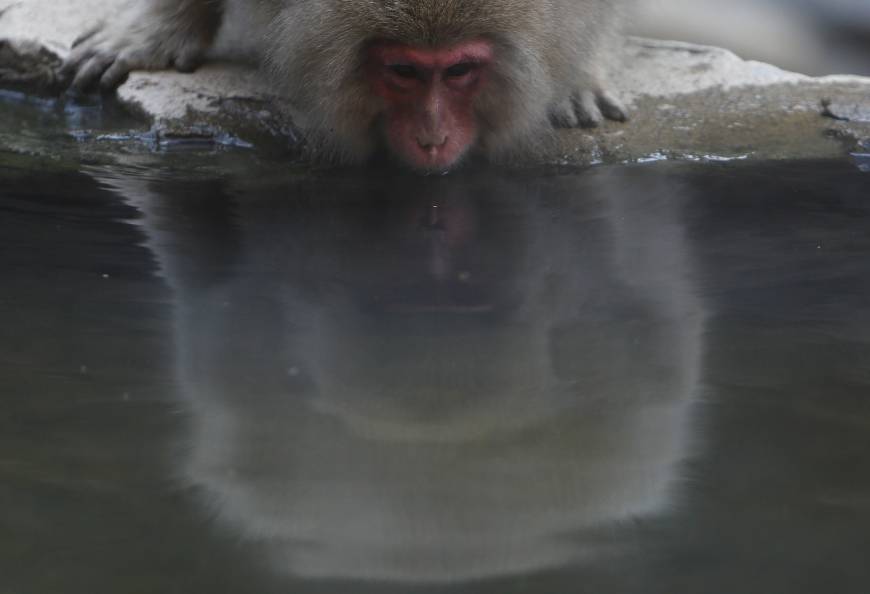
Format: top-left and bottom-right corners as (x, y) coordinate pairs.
(1, 100), (870, 593)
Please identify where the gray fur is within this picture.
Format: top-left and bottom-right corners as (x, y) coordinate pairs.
(62, 0), (628, 165)
(61, 0), (224, 91)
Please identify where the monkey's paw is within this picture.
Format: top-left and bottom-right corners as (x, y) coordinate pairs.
(60, 19), (213, 94)
(550, 89), (628, 129)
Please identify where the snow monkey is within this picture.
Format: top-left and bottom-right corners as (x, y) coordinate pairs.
(62, 0), (629, 171)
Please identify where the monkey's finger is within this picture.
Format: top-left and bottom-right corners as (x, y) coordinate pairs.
(72, 25), (103, 49)
(574, 91), (604, 128)
(59, 44), (97, 82)
(597, 91), (628, 123)
(71, 53), (116, 93)
(100, 54), (136, 91)
(550, 97), (580, 128)
(103, 47), (176, 90)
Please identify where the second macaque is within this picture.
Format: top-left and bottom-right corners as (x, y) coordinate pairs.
(63, 0), (628, 172)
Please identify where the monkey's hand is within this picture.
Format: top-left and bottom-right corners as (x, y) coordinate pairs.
(60, 8), (218, 94)
(550, 88), (628, 128)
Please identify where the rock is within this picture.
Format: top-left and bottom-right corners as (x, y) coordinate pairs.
(550, 39), (870, 165)
(822, 97), (870, 123)
(0, 38), (63, 94)
(633, 0), (870, 76)
(1, 0), (869, 166)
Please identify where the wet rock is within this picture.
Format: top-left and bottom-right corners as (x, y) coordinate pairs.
(0, 38), (63, 94)
(822, 98), (870, 123)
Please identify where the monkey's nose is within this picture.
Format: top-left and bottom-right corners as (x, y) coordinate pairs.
(416, 135), (447, 152)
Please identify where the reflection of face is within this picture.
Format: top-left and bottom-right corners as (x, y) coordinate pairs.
(106, 170), (705, 582)
(295, 189), (553, 433)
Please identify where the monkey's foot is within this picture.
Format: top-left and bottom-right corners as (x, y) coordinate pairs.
(60, 19), (214, 94)
(550, 89), (628, 129)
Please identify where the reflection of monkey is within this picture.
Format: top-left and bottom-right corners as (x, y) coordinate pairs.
(100, 169), (704, 582)
(63, 0), (627, 171)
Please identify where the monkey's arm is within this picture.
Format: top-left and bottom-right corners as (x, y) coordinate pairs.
(61, 0), (225, 93)
(547, 0), (629, 128)
(550, 88), (628, 128)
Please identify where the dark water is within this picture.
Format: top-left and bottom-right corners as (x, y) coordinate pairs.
(2, 106), (870, 592)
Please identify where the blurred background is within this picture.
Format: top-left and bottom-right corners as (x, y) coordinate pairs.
(635, 0), (870, 76)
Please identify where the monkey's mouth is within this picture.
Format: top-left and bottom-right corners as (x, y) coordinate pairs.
(393, 133), (470, 172)
(410, 140), (464, 172)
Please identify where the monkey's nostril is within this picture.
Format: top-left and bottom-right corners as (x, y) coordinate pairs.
(417, 136), (447, 151)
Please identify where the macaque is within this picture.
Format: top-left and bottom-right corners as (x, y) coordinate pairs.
(62, 0), (628, 171)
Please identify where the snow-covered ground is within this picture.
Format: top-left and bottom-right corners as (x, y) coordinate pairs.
(636, 0), (870, 76)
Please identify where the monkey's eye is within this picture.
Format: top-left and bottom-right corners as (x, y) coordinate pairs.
(445, 62), (475, 78)
(388, 64), (419, 79)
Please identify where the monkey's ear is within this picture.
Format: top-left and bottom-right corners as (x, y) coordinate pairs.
(94, 173), (241, 292)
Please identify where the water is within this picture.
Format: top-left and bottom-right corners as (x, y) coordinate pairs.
(1, 99), (870, 593)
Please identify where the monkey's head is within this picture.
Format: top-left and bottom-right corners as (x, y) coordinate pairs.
(268, 2), (554, 172)
(366, 39), (493, 171)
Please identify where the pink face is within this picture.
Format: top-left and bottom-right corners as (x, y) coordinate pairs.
(367, 39), (493, 172)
